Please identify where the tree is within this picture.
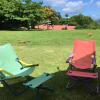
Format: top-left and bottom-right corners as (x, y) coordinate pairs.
(42, 7), (61, 25)
(69, 14), (96, 28)
(0, 0), (44, 29)
(0, 0), (19, 29)
(14, 0), (43, 29)
(0, 0), (20, 20)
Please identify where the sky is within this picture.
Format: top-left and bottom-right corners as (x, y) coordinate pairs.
(33, 0), (100, 20)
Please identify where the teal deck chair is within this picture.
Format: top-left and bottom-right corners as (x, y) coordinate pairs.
(0, 44), (53, 99)
(0, 43), (37, 79)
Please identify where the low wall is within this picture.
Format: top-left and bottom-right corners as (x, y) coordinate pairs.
(35, 25), (76, 30)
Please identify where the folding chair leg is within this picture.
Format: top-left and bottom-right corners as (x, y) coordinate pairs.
(81, 78), (99, 94)
(35, 87), (41, 100)
(96, 78), (99, 94)
(96, 86), (99, 94)
(66, 78), (78, 89)
(88, 78), (99, 94)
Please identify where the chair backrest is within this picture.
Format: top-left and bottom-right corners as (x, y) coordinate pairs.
(71, 40), (96, 69)
(0, 44), (26, 76)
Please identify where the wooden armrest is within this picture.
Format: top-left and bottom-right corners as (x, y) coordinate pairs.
(19, 60), (39, 67)
(0, 68), (15, 77)
(19, 60), (33, 66)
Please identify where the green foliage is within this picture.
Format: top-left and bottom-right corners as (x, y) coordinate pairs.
(0, 0), (17, 19)
(41, 7), (61, 25)
(14, 0), (43, 29)
(60, 14), (100, 29)
(0, 0), (60, 29)
(69, 14), (93, 28)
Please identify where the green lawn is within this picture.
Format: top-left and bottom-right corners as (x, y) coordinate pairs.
(0, 30), (100, 100)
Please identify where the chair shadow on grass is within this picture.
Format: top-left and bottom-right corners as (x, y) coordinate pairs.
(0, 68), (100, 100)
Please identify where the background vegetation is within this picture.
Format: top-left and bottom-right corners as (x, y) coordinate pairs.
(0, 0), (100, 30)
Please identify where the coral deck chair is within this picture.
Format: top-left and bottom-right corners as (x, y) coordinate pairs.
(0, 44), (53, 99)
(66, 40), (99, 93)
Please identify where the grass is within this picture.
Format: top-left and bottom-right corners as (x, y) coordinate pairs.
(0, 29), (100, 100)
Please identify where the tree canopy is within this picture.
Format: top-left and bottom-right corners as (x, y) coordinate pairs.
(60, 14), (100, 29)
(0, 0), (61, 29)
